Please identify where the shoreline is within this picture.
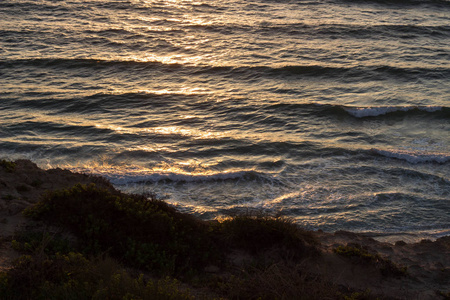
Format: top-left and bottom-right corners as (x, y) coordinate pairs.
(1, 158), (444, 243)
(1, 159), (449, 299)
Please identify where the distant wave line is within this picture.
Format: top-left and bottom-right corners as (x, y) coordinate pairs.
(6, 93), (449, 121)
(2, 58), (448, 82)
(343, 105), (446, 117)
(186, 22), (450, 38)
(333, 0), (450, 7)
(265, 103), (449, 118)
(3, 23), (448, 40)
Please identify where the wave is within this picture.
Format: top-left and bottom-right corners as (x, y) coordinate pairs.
(371, 148), (450, 164)
(196, 64), (450, 82)
(334, 165), (450, 184)
(0, 0), (156, 13)
(83, 169), (279, 185)
(370, 191), (443, 202)
(334, 0), (450, 7)
(191, 22), (450, 39)
(317, 24), (450, 38)
(344, 105), (446, 117)
(383, 167), (450, 183)
(0, 58), (169, 70)
(2, 58), (448, 83)
(265, 103), (450, 119)
(0, 1), (71, 12)
(3, 58), (449, 80)
(8, 96), (447, 130)
(4, 20), (448, 42)
(3, 91), (209, 114)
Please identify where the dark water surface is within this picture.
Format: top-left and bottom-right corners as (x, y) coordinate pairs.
(1, 0), (449, 242)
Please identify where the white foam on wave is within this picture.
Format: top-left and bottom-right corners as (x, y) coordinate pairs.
(70, 164), (274, 185)
(110, 170), (269, 185)
(345, 105), (442, 118)
(372, 148), (450, 164)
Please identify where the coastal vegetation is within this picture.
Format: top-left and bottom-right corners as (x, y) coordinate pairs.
(0, 182), (341, 299)
(0, 160), (448, 299)
(333, 244), (407, 277)
(0, 160), (16, 173)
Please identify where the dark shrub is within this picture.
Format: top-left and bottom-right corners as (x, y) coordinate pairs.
(217, 214), (319, 259)
(25, 184), (220, 275)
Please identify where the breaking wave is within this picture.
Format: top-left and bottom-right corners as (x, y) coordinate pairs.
(371, 148), (450, 163)
(72, 168), (280, 185)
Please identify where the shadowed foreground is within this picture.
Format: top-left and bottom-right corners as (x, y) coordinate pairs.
(0, 159), (449, 299)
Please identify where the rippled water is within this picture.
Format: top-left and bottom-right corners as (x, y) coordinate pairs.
(1, 0), (449, 241)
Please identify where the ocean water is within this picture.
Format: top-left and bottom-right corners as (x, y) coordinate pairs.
(1, 0), (449, 242)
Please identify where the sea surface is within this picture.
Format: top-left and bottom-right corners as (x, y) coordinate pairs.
(1, 0), (449, 242)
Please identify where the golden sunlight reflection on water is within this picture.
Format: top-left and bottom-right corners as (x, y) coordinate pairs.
(1, 0), (448, 240)
(94, 124), (221, 140)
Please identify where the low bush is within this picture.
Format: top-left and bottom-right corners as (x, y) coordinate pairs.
(0, 159), (16, 173)
(17, 183), (384, 299)
(2, 227), (194, 300)
(0, 251), (194, 300)
(24, 184), (220, 276)
(11, 231), (74, 256)
(216, 214), (319, 259)
(218, 262), (338, 300)
(15, 185), (30, 192)
(334, 244), (407, 277)
(24, 184), (323, 276)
